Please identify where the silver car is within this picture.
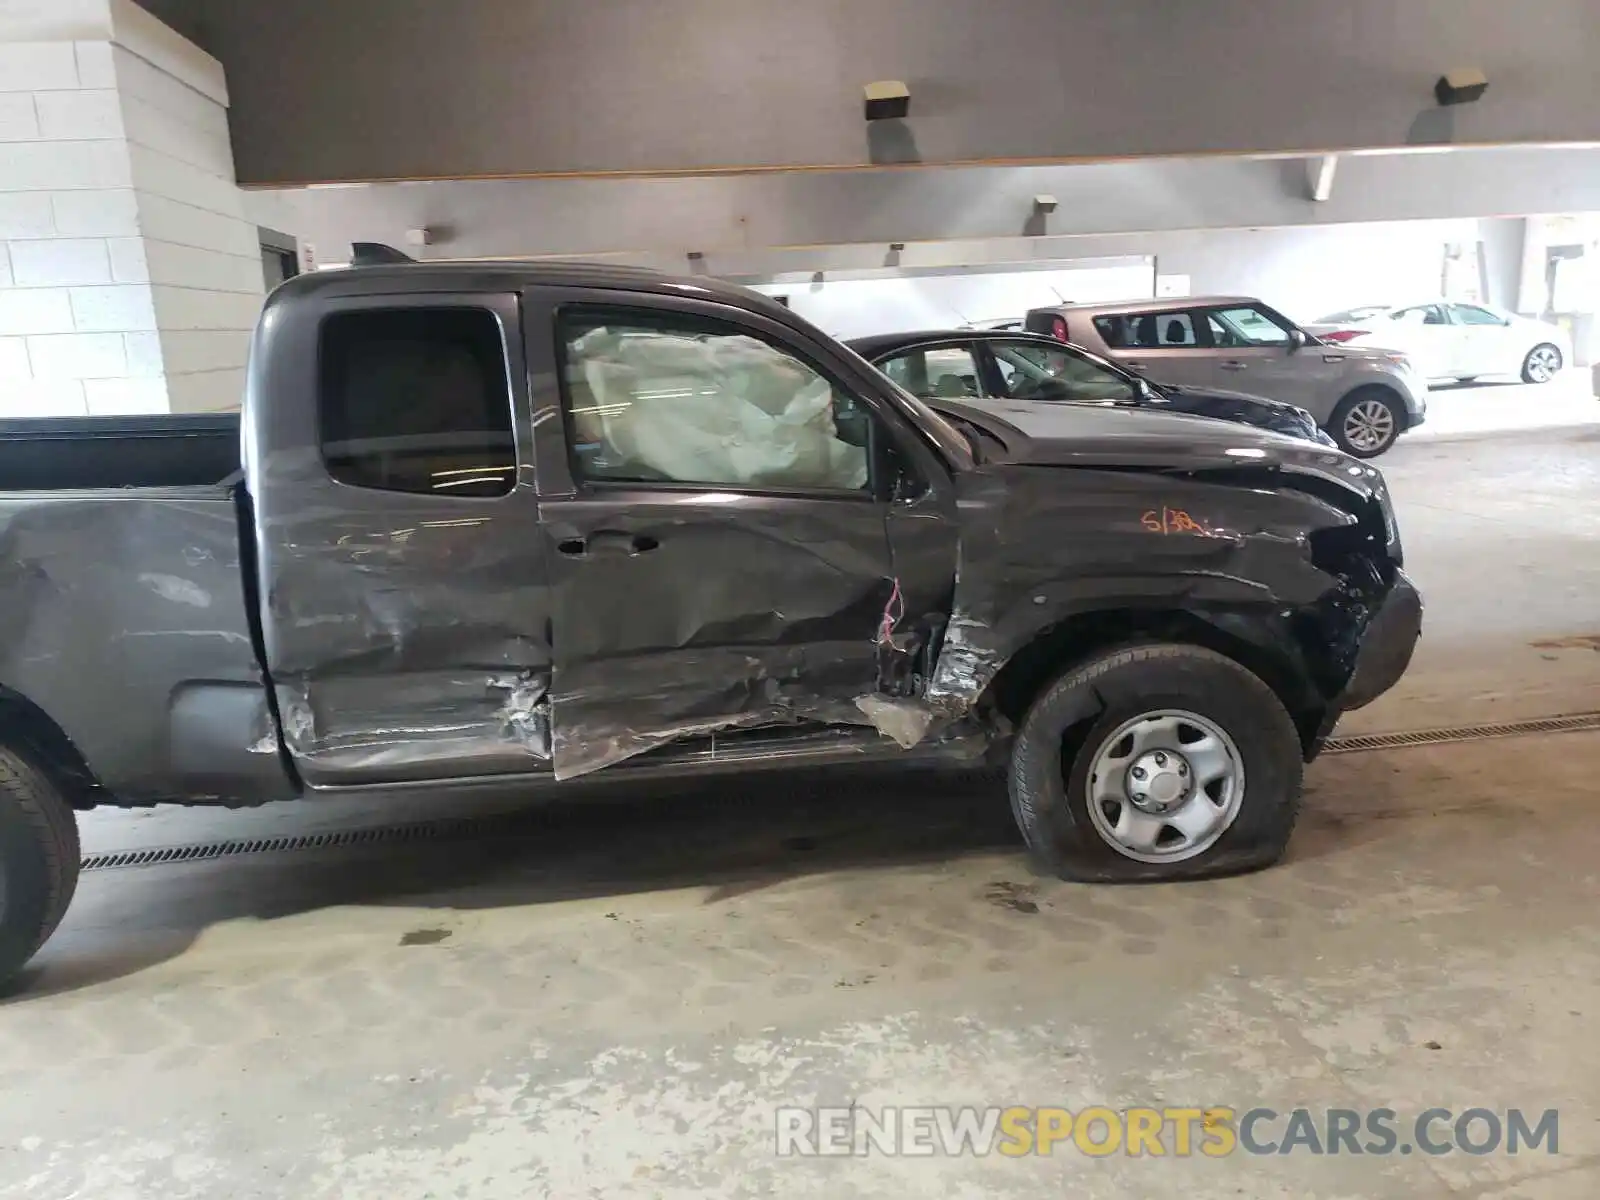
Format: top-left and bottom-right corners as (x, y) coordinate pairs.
(1025, 296), (1428, 457)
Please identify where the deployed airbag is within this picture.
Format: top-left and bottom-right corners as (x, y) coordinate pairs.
(570, 327), (869, 490)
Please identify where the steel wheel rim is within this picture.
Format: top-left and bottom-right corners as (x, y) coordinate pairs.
(1528, 347), (1560, 382)
(1083, 709), (1245, 864)
(1343, 399), (1395, 452)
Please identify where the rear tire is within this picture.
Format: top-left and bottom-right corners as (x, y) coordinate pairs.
(1009, 644), (1303, 882)
(1522, 344), (1562, 384)
(0, 747), (80, 991)
(1328, 386), (1402, 458)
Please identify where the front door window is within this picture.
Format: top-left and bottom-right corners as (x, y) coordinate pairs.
(1206, 305), (1295, 348)
(877, 344), (984, 401)
(990, 341), (1138, 404)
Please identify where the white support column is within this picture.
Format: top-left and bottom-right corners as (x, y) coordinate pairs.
(0, 0), (267, 416)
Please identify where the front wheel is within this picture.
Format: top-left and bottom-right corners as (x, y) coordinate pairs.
(1522, 343), (1563, 384)
(0, 747), (80, 991)
(1328, 387), (1402, 458)
(1009, 644), (1304, 882)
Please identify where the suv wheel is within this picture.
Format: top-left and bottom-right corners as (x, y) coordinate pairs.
(0, 746), (80, 991)
(1329, 387), (1402, 458)
(1009, 644), (1303, 882)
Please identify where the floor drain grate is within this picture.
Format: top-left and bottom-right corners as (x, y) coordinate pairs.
(1323, 711), (1600, 755)
(78, 712), (1600, 872)
(79, 814), (512, 872)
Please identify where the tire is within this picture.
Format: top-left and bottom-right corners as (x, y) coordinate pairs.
(1521, 343), (1562, 384)
(1327, 386), (1402, 458)
(1009, 643), (1303, 883)
(0, 747), (80, 990)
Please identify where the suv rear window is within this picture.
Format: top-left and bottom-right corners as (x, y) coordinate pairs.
(1093, 312), (1197, 349)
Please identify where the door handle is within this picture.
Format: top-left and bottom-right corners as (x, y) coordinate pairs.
(1220, 360), (1249, 370)
(557, 531), (660, 558)
(1124, 361), (1149, 373)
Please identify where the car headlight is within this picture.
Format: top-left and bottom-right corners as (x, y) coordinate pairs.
(1381, 352), (1412, 370)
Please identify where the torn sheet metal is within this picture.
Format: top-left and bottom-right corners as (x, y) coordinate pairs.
(276, 668), (551, 783)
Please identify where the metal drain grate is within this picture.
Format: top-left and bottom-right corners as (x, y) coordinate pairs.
(78, 711), (1600, 872)
(1323, 710), (1600, 754)
(79, 814), (515, 872)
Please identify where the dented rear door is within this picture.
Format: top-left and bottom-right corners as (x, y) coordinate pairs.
(250, 287), (555, 786)
(525, 288), (912, 779)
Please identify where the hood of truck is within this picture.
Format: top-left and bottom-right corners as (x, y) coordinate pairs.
(932, 395), (1379, 497)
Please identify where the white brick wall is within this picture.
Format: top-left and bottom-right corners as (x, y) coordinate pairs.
(25, 330), (126, 377)
(0, 23), (264, 419)
(0, 336), (29, 377)
(0, 139), (131, 190)
(166, 367), (244, 413)
(9, 238), (112, 285)
(129, 142), (245, 216)
(145, 239), (263, 293)
(122, 329), (164, 374)
(121, 94), (232, 177)
(152, 285), (263, 332)
(0, 94), (40, 140)
(50, 187), (139, 236)
(74, 42), (116, 90)
(35, 89), (123, 140)
(10, 379), (89, 417)
(106, 236), (147, 282)
(83, 376), (167, 415)
(109, 45), (228, 139)
(0, 287), (73, 334)
(138, 193), (257, 256)
(159, 328), (250, 374)
(0, 43), (80, 92)
(0, 192), (54, 237)
(68, 283), (155, 331)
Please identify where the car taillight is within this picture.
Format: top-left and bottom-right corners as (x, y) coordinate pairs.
(1051, 317), (1068, 341)
(1320, 329), (1368, 343)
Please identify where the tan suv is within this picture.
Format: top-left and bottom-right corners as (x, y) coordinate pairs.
(1025, 297), (1428, 457)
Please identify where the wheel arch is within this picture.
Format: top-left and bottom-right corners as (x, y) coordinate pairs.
(981, 607), (1330, 759)
(0, 686), (104, 810)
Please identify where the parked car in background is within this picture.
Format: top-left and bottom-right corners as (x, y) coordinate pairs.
(846, 329), (1337, 448)
(1304, 302), (1570, 385)
(1023, 297), (1428, 458)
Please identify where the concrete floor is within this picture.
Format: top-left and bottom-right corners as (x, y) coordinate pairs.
(3, 425), (1600, 1199)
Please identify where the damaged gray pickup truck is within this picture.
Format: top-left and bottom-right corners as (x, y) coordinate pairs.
(0, 260), (1421, 985)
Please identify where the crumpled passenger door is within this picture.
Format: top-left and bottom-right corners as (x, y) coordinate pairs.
(525, 289), (941, 780)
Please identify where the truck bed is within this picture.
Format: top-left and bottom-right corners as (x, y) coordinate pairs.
(0, 414), (241, 490)
(0, 483), (294, 806)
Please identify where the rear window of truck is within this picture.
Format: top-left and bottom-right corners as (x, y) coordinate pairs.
(318, 307), (516, 497)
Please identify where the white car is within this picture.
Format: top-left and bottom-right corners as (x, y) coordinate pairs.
(1305, 302), (1570, 385)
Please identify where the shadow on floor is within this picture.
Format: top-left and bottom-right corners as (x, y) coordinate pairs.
(8, 758), (1419, 1002)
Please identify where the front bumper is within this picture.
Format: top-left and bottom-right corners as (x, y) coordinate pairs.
(1340, 569), (1423, 712)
